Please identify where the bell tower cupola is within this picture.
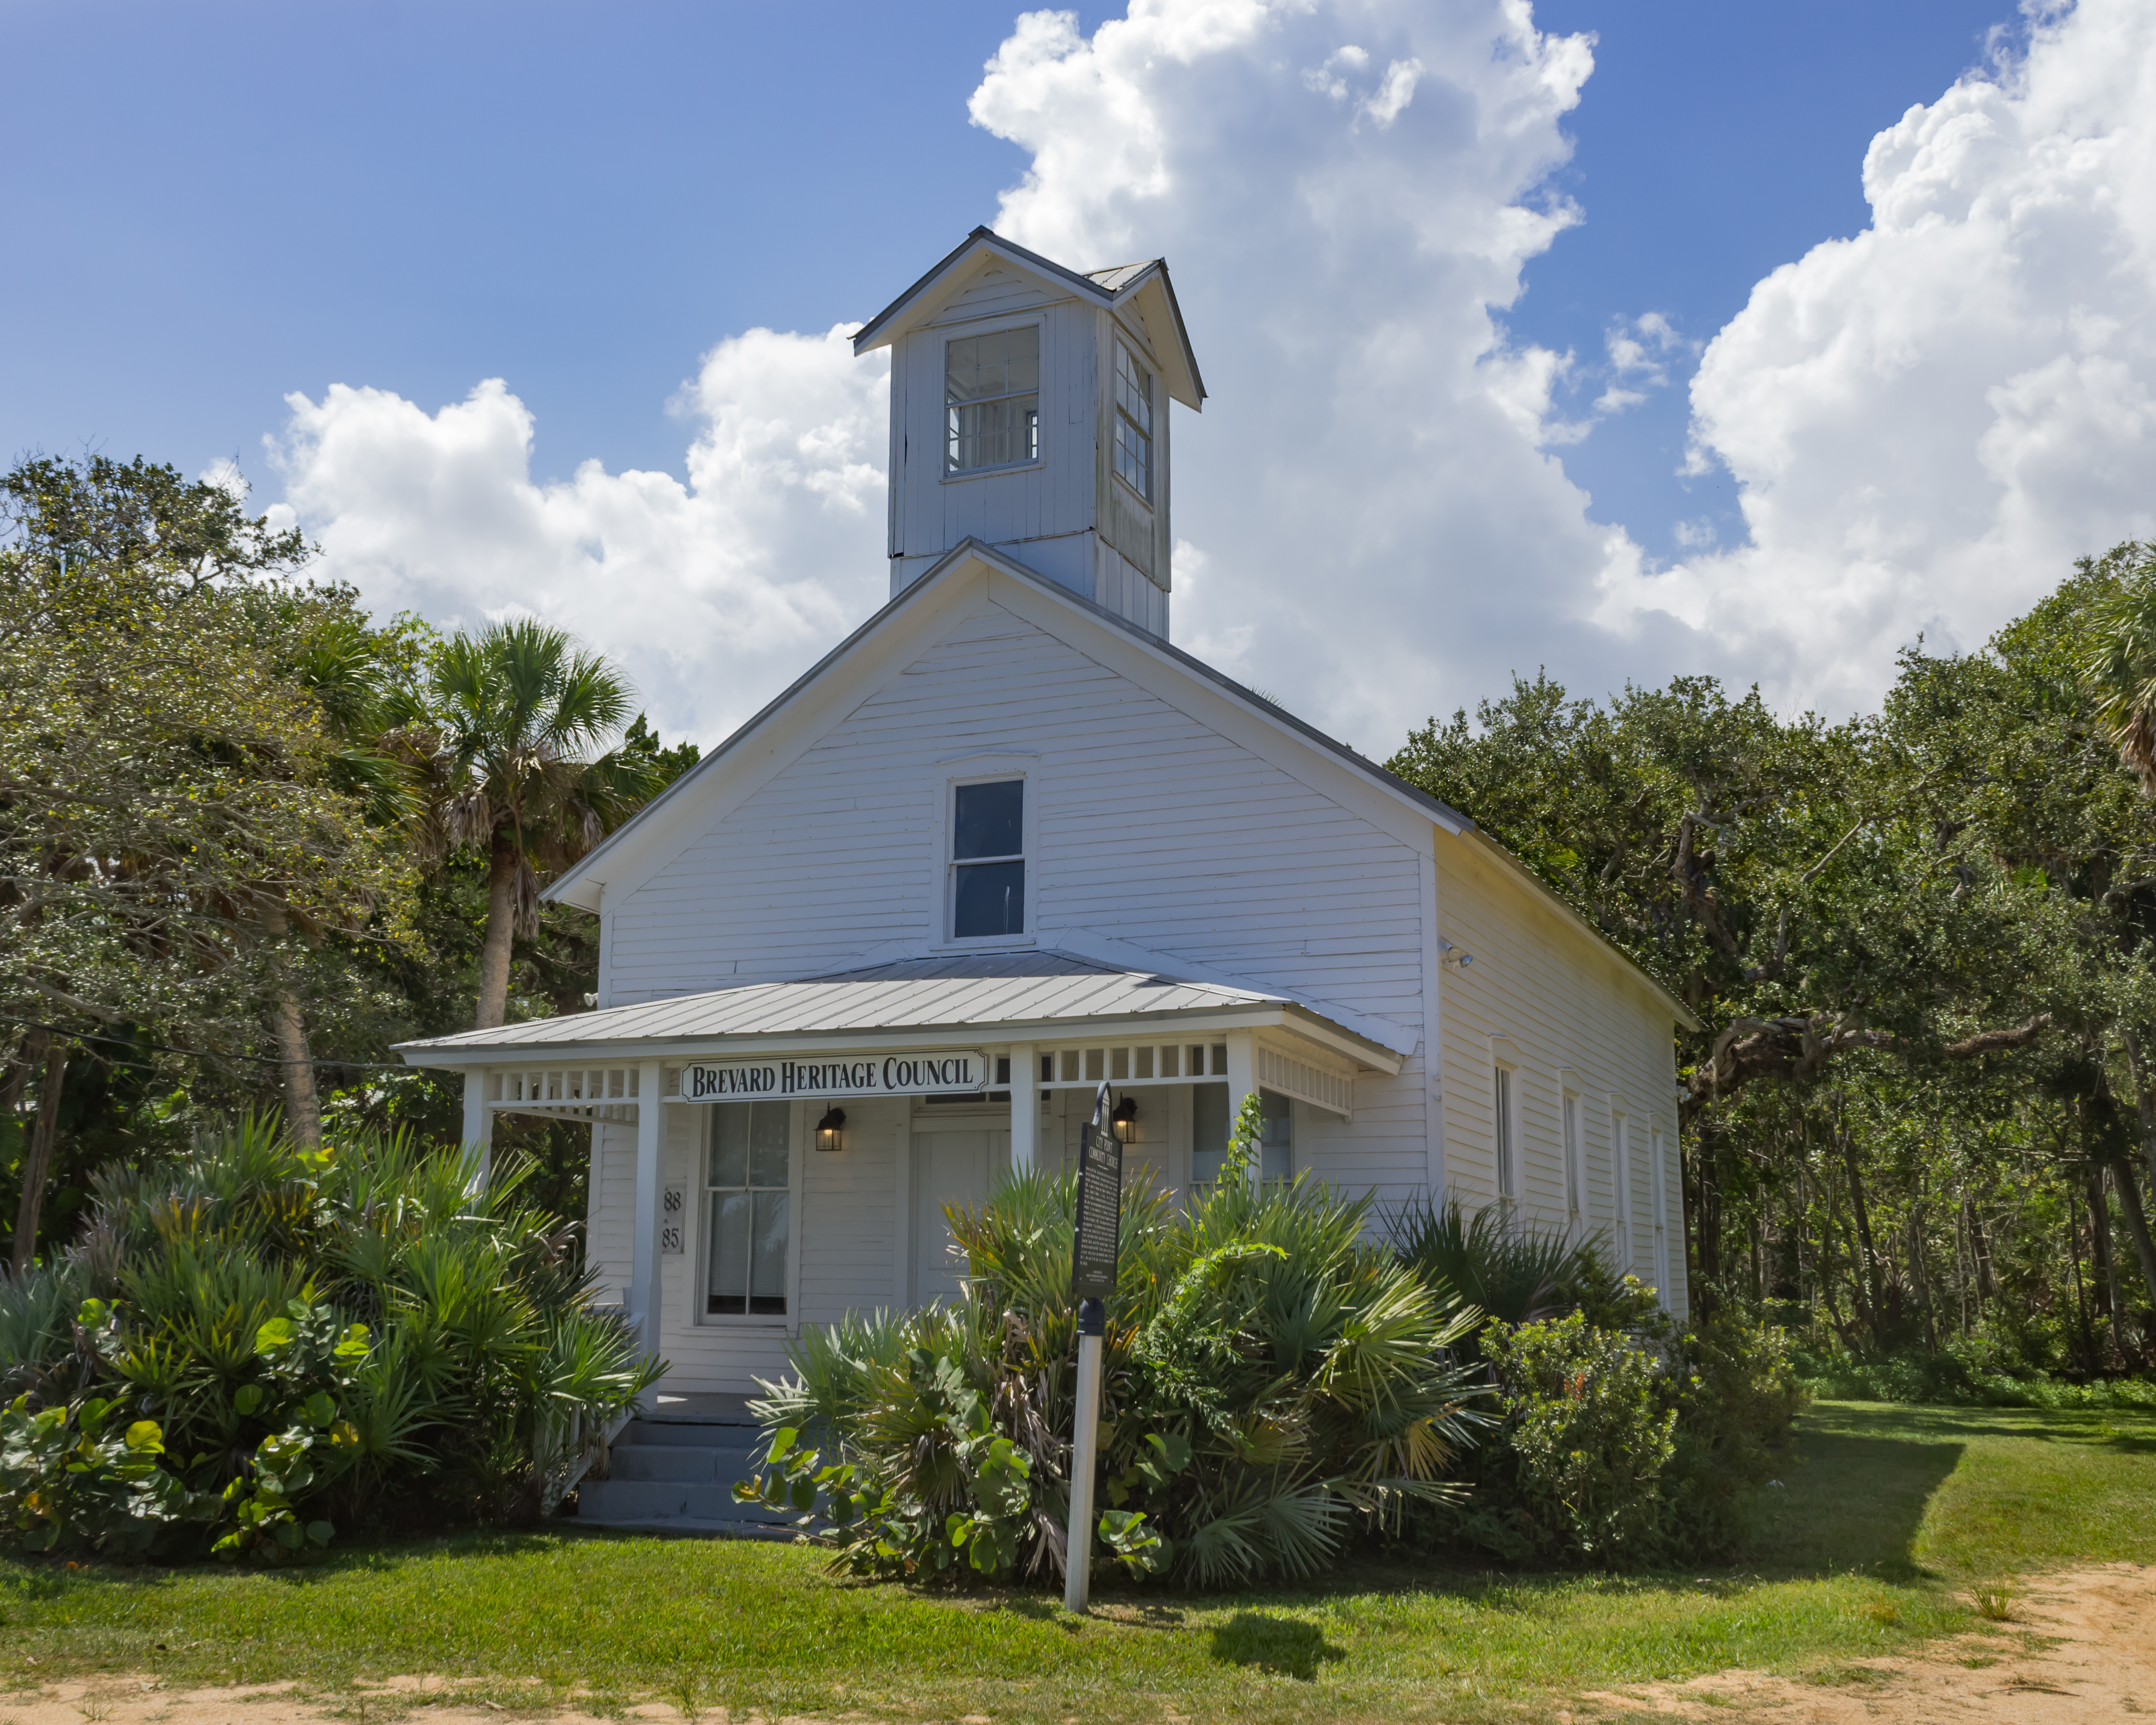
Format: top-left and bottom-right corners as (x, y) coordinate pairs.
(853, 227), (1205, 639)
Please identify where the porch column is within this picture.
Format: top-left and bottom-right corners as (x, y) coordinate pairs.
(628, 1060), (664, 1352)
(1008, 1042), (1037, 1174)
(1225, 1031), (1258, 1187)
(460, 1070), (494, 1184)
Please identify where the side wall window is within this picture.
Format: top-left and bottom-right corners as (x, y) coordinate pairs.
(1612, 1111), (1633, 1268)
(950, 777), (1025, 938)
(1651, 1125), (1671, 1298)
(1562, 1091), (1583, 1233)
(705, 1100), (789, 1317)
(946, 326), (1040, 472)
(1493, 1064), (1517, 1204)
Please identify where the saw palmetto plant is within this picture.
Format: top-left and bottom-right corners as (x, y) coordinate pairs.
(0, 1119), (658, 1557)
(750, 1096), (1488, 1589)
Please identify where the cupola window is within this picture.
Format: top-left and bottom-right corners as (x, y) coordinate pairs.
(950, 777), (1025, 938)
(1113, 341), (1153, 501)
(946, 326), (1040, 473)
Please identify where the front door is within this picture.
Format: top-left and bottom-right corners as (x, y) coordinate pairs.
(911, 1125), (1004, 1304)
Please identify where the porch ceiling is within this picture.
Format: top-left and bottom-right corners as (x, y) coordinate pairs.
(395, 950), (1407, 1076)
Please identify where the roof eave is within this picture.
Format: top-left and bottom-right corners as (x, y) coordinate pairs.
(396, 999), (1400, 1074)
(1111, 262), (1206, 408)
(853, 227), (1114, 356)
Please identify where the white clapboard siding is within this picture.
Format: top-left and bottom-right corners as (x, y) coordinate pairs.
(1435, 836), (1687, 1311)
(604, 596), (1434, 1201)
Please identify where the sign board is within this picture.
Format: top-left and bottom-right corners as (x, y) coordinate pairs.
(660, 1181), (686, 1255)
(678, 1050), (987, 1103)
(1070, 1091), (1124, 1302)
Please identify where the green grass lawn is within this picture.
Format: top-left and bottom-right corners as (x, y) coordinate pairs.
(3, 1400), (2152, 1723)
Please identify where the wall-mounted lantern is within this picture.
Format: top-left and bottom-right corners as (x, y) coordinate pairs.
(814, 1107), (847, 1153)
(1111, 1095), (1138, 1145)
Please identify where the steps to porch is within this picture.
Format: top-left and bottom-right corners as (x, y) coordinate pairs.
(573, 1395), (793, 1538)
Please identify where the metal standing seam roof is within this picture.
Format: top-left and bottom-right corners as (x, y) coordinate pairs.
(1083, 261), (1156, 292)
(394, 951), (1373, 1060)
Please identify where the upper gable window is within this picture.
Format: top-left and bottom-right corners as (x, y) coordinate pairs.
(1112, 341), (1153, 501)
(951, 777), (1025, 938)
(946, 326), (1040, 473)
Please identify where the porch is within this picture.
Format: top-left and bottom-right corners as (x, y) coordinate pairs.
(396, 952), (1408, 1395)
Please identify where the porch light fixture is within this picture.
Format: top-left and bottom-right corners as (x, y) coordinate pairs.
(814, 1107), (847, 1153)
(1111, 1096), (1138, 1145)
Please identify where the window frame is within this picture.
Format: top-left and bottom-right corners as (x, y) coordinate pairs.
(1610, 1103), (1634, 1276)
(1488, 1036), (1524, 1210)
(1650, 1123), (1672, 1303)
(931, 755), (1039, 951)
(941, 317), (1045, 480)
(1561, 1086), (1584, 1238)
(696, 1099), (803, 1329)
(1111, 338), (1154, 504)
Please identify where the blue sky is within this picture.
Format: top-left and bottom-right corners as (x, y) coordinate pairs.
(5, 2), (2148, 750)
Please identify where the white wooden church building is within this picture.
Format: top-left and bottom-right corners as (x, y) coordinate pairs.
(400, 229), (1697, 1397)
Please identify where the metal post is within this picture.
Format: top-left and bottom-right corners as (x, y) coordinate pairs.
(1064, 1295), (1105, 1613)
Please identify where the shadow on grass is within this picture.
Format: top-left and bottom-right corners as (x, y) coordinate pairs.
(1208, 1611), (1348, 1679)
(1752, 1407), (1963, 1581)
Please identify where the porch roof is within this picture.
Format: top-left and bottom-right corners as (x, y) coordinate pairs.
(395, 950), (1405, 1074)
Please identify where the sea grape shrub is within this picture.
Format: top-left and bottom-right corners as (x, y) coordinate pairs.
(1659, 1306), (1807, 1559)
(1446, 1287), (1806, 1566)
(1480, 1312), (1675, 1561)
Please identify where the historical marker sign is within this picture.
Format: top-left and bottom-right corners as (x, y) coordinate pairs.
(1070, 1087), (1123, 1301)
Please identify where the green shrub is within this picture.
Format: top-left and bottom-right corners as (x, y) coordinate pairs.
(1480, 1312), (1675, 1560)
(0, 1119), (659, 1561)
(1660, 1307), (1807, 1558)
(1790, 1340), (2156, 1410)
(745, 1096), (1487, 1589)
(1424, 1270), (1806, 1567)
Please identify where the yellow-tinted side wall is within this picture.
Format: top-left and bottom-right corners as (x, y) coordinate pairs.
(1435, 828), (1687, 1311)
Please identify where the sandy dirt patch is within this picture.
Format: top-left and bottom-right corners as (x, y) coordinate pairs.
(1583, 1563), (2156, 1721)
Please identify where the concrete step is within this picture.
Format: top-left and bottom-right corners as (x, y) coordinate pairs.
(623, 1418), (764, 1449)
(570, 1516), (795, 1541)
(611, 1445), (757, 1484)
(576, 1477), (791, 1526)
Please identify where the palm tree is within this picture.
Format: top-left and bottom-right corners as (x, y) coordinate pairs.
(2083, 541), (2156, 790)
(427, 619), (654, 1030)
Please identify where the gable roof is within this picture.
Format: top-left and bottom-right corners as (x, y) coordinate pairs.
(852, 226), (1205, 410)
(543, 538), (1698, 1032)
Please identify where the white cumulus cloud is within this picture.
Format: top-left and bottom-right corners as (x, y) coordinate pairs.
(969, 0), (1639, 747)
(268, 327), (889, 744)
(1601, 0), (2156, 713)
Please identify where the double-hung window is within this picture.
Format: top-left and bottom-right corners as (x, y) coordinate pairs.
(1113, 342), (1153, 500)
(1493, 1065), (1517, 1204)
(950, 778), (1025, 939)
(1562, 1092), (1583, 1234)
(946, 326), (1040, 473)
(705, 1100), (788, 1317)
